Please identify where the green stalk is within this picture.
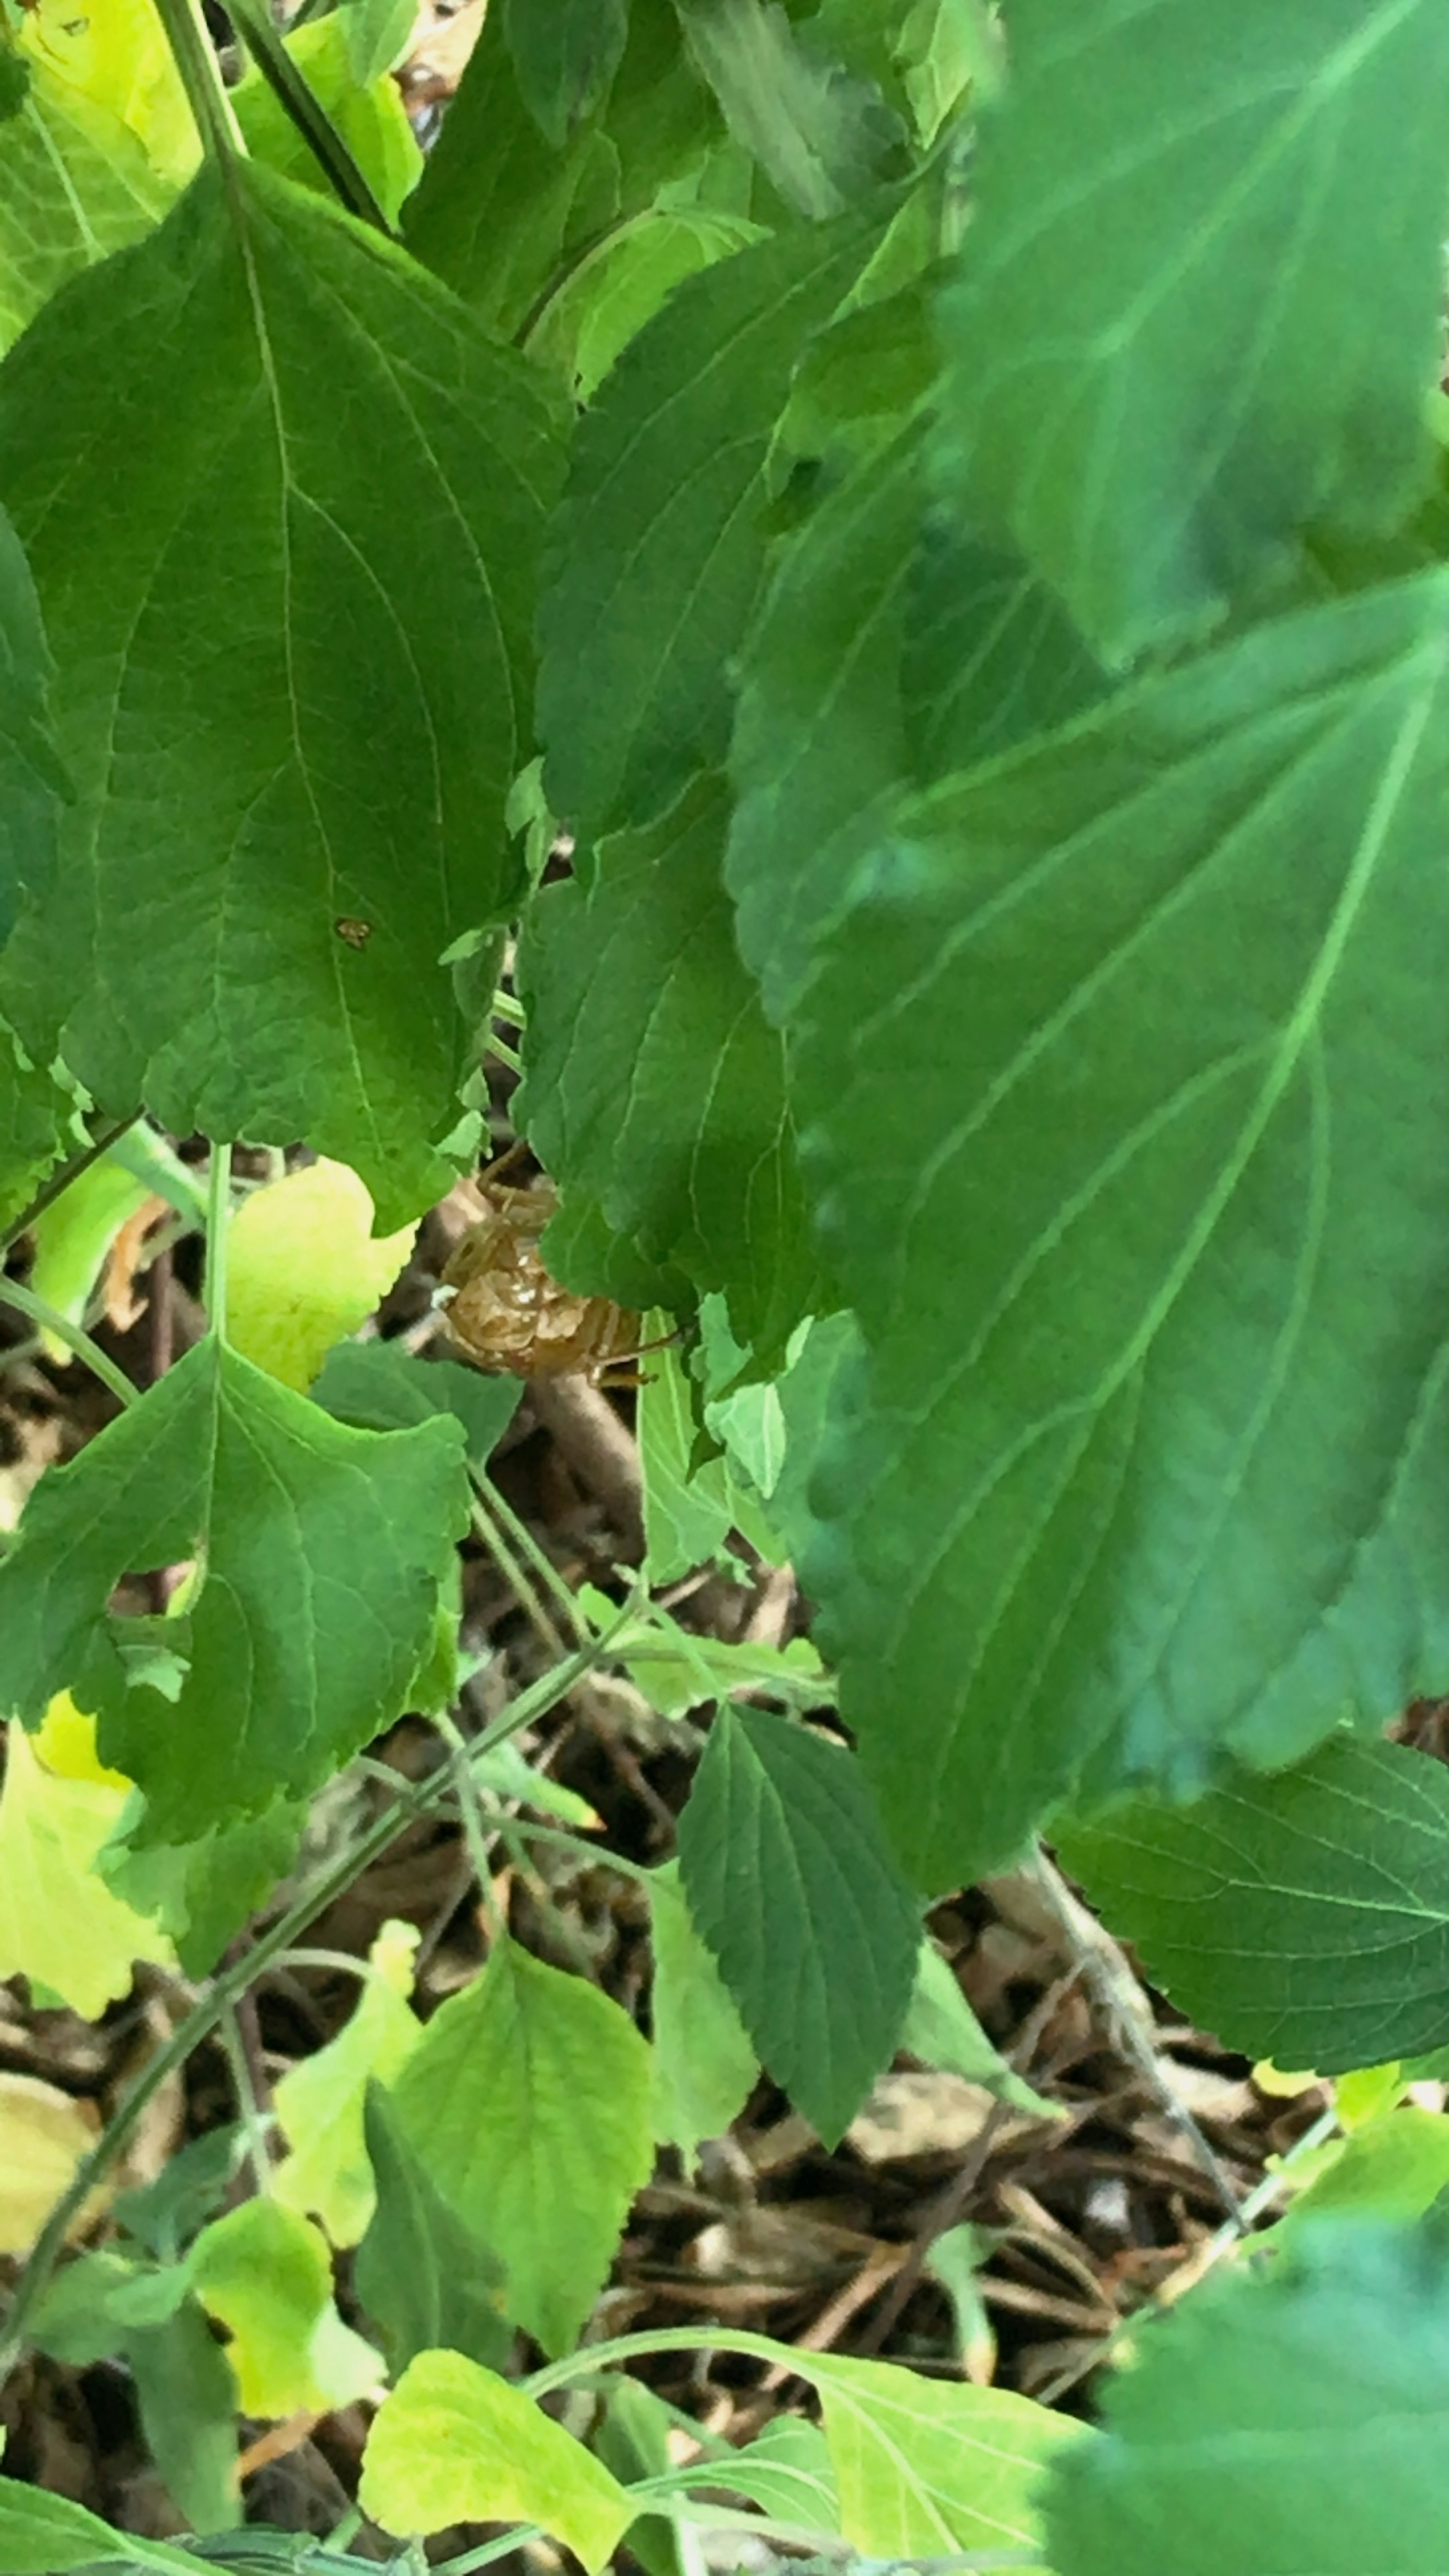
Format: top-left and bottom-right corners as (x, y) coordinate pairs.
(226, 0), (395, 235)
(0, 1278), (137, 1409)
(0, 1113), (142, 1260)
(203, 1141), (232, 1339)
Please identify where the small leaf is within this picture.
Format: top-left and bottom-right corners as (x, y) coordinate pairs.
(0, 2478), (197, 2576)
(1277, 2108), (1449, 2239)
(361, 2348), (632, 2565)
(354, 2081), (511, 2375)
(126, 2297), (241, 2536)
(27, 1158), (156, 1363)
(809, 2351), (1079, 2556)
(309, 1337), (522, 1464)
(232, 14), (421, 228)
(274, 1919), (423, 2245)
(903, 1941), (1059, 2120)
(227, 1160), (416, 1395)
(0, 1706), (173, 2017)
(0, 1339), (469, 1838)
(502, 0), (629, 148)
(0, 70), (175, 353)
(649, 1860), (759, 2156)
(527, 206), (764, 403)
(712, 2417), (839, 2532)
(676, 1705), (919, 2143)
(101, 1795), (305, 1979)
(1060, 1735), (1449, 2075)
(188, 2199), (383, 2419)
(0, 2073), (103, 2256)
(389, 1939), (654, 2354)
(677, 0), (905, 218)
(1044, 2219), (1449, 2574)
(519, 775), (819, 1357)
(16, 0), (196, 185)
(934, 0), (1449, 662)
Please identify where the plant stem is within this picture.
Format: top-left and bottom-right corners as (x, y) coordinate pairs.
(0, 1619), (619, 2379)
(151, 0), (245, 163)
(204, 1141), (232, 1340)
(469, 1492), (566, 1659)
(0, 1278), (137, 1409)
(510, 1815), (656, 1888)
(434, 1709), (507, 1941)
(221, 1999), (275, 2195)
(226, 0), (394, 234)
(0, 1112), (141, 1260)
(476, 1470), (592, 1644)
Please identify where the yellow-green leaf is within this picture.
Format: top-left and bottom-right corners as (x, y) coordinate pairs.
(0, 2072), (105, 2256)
(809, 2353), (1080, 2558)
(274, 1919), (423, 2245)
(227, 1159), (416, 1393)
(0, 1701), (173, 2018)
(18, 0), (197, 182)
(649, 1860), (758, 2159)
(361, 2348), (631, 2568)
(188, 2199), (383, 2418)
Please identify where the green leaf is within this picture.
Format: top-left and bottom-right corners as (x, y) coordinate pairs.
(526, 205), (764, 403)
(310, 1336), (522, 1467)
(0, 2478), (198, 2575)
(793, 570), (1449, 1888)
(0, 1024), (69, 1237)
(226, 1158), (415, 1396)
(649, 1859), (759, 2155)
(638, 1333), (772, 1582)
(111, 2125), (246, 2262)
(519, 774), (819, 1356)
(934, 0), (1449, 664)
(1278, 2107), (1449, 2239)
(101, 1793), (306, 1978)
(26, 1157), (153, 1361)
(1060, 1735), (1449, 2075)
(1044, 2219), (1449, 2574)
(0, 161), (565, 1228)
(809, 2352), (1078, 2558)
(676, 1704), (919, 2142)
(712, 2416), (839, 2532)
(903, 1940), (1059, 2120)
(0, 1716), (174, 2017)
(354, 2081), (511, 2375)
(0, 1338), (468, 1838)
(389, 1938), (654, 2354)
(536, 204), (891, 844)
(361, 2348), (632, 2567)
(405, 0), (715, 339)
(0, 69), (174, 354)
(127, 2298), (242, 2535)
(0, 499), (66, 942)
(503, 0), (630, 148)
(233, 14), (422, 226)
(676, 0), (906, 217)
(340, 0), (418, 85)
(274, 1919), (422, 2245)
(188, 2198), (383, 2418)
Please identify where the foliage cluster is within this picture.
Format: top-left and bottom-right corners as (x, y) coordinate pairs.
(3, 0), (1449, 2565)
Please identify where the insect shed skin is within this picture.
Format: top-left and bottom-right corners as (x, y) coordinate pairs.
(438, 1175), (644, 1386)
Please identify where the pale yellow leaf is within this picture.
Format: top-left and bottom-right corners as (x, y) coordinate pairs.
(189, 2199), (383, 2418)
(274, 1919), (423, 2245)
(361, 2349), (631, 2569)
(226, 1160), (416, 1393)
(0, 2073), (107, 2255)
(19, 0), (198, 183)
(0, 1704), (174, 2018)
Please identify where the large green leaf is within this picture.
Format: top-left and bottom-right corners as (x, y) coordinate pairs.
(503, 0), (630, 148)
(1044, 2220), (1449, 2574)
(1060, 1735), (1449, 2075)
(0, 1338), (468, 1838)
(934, 0), (1449, 664)
(676, 1704), (919, 2142)
(535, 203), (889, 844)
(0, 161), (565, 1227)
(0, 66), (174, 353)
(811, 2353), (1078, 2559)
(354, 2082), (511, 2376)
(389, 1939), (654, 2354)
(792, 570), (1449, 1887)
(518, 774), (819, 1356)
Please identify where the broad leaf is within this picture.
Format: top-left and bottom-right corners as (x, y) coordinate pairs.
(1277, 2107), (1449, 2238)
(188, 2199), (382, 2418)
(361, 2349), (632, 2567)
(519, 774), (819, 1356)
(0, 1711), (173, 2018)
(536, 204), (889, 844)
(310, 1336), (523, 1464)
(0, 1026), (69, 1238)
(0, 1337), (468, 1838)
(0, 500), (66, 941)
(274, 1919), (422, 2245)
(649, 1860), (759, 2156)
(1044, 2220), (1449, 2574)
(0, 2479), (196, 2576)
(677, 0), (905, 217)
(811, 2353), (1078, 2559)
(101, 1793), (306, 1978)
(354, 2081), (511, 2375)
(676, 1704), (919, 2142)
(389, 1938), (654, 2354)
(793, 571), (1449, 1887)
(503, 0), (630, 148)
(1061, 1735), (1449, 2074)
(0, 68), (175, 352)
(903, 1940), (1058, 2120)
(934, 0), (1449, 663)
(0, 160), (565, 1227)
(526, 205), (764, 403)
(227, 1159), (415, 1395)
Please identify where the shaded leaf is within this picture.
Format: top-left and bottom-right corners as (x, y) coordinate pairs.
(676, 1704), (919, 2142)
(677, 0), (905, 217)
(934, 0), (1449, 662)
(390, 1939), (654, 2354)
(638, 1333), (774, 1583)
(189, 2199), (382, 2418)
(0, 500), (67, 943)
(1045, 2220), (1449, 2575)
(0, 161), (565, 1226)
(649, 1859), (759, 2156)
(101, 1794), (306, 1978)
(903, 1940), (1059, 2119)
(503, 0), (630, 147)
(361, 2349), (632, 2566)
(520, 775), (818, 1356)
(0, 1338), (468, 1838)
(354, 2081), (511, 2375)
(794, 571), (1449, 1886)
(1061, 1735), (1449, 2075)
(527, 204), (763, 402)
(127, 2296), (241, 2536)
(310, 1336), (522, 1466)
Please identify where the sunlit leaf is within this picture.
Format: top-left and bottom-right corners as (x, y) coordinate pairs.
(0, 1702), (173, 2017)
(274, 1919), (422, 2245)
(227, 1160), (416, 1396)
(649, 1860), (759, 2157)
(188, 2199), (383, 2419)
(361, 2348), (631, 2566)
